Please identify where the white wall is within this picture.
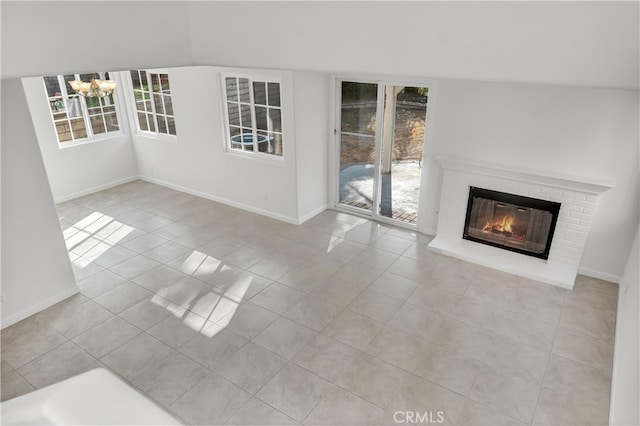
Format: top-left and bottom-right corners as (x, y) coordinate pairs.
(129, 66), (314, 223)
(293, 72), (330, 221)
(1, 1), (193, 79)
(1, 79), (78, 328)
(21, 77), (139, 202)
(187, 1), (639, 90)
(427, 80), (639, 281)
(610, 227), (639, 425)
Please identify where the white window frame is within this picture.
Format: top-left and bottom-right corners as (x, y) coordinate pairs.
(44, 72), (123, 147)
(220, 72), (284, 160)
(128, 69), (177, 140)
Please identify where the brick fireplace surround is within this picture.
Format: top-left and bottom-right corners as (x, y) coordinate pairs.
(428, 155), (615, 289)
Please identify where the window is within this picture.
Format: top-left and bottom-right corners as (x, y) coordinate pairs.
(43, 73), (120, 144)
(130, 70), (176, 136)
(223, 76), (283, 157)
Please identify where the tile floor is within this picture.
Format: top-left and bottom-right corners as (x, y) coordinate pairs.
(1, 181), (618, 425)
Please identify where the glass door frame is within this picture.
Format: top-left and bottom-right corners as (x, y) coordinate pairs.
(334, 78), (384, 218)
(330, 74), (438, 232)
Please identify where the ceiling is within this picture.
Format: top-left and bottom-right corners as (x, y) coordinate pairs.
(2, 1), (639, 90)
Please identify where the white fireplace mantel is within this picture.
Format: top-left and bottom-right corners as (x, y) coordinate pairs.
(428, 155), (615, 289)
(434, 155), (615, 195)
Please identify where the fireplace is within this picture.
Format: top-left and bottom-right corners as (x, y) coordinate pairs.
(429, 156), (614, 288)
(463, 187), (561, 260)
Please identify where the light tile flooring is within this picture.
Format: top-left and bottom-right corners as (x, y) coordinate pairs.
(1, 181), (618, 425)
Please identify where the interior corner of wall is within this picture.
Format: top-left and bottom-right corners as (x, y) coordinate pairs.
(0, 285), (79, 330)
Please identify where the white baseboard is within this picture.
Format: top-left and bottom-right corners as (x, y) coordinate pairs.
(0, 286), (80, 329)
(298, 204), (328, 224)
(420, 227), (438, 237)
(139, 176), (302, 225)
(54, 176), (140, 204)
(577, 266), (621, 284)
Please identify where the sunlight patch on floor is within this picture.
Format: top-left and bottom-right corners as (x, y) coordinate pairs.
(149, 250), (252, 338)
(65, 211), (133, 268)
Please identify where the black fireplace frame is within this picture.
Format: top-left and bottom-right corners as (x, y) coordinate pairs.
(462, 186), (561, 260)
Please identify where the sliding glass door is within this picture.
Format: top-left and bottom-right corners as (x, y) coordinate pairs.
(336, 79), (429, 227)
(338, 81), (380, 213)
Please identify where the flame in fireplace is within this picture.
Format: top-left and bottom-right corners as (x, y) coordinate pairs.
(483, 216), (514, 234)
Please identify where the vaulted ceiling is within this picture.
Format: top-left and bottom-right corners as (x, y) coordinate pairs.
(2, 1), (638, 89)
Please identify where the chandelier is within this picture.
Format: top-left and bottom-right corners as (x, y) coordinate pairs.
(68, 74), (116, 98)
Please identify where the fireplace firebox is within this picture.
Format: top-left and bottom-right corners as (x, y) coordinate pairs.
(463, 187), (561, 260)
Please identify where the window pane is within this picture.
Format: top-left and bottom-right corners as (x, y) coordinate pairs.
(253, 82), (267, 105)
(257, 131), (270, 154)
(135, 100), (146, 113)
(232, 129), (254, 151)
(267, 83), (281, 107)
(148, 114), (158, 132)
(255, 106), (268, 131)
(238, 78), (251, 103)
(268, 108), (282, 132)
(57, 121), (72, 142)
(163, 96), (173, 116)
(139, 89), (149, 101)
(130, 70), (142, 87)
(103, 105), (116, 114)
(242, 137), (254, 151)
(154, 94), (165, 115)
(151, 73), (160, 91)
(70, 118), (87, 139)
(158, 116), (168, 134)
(50, 98), (65, 114)
(138, 113), (149, 131)
(241, 128), (253, 149)
(105, 113), (119, 132)
(43, 76), (61, 98)
(133, 89), (146, 103)
(226, 77), (238, 101)
(140, 72), (150, 92)
(66, 97), (84, 118)
(226, 102), (239, 126)
(159, 74), (170, 94)
(85, 97), (100, 109)
(167, 117), (176, 135)
(63, 74), (76, 95)
(270, 133), (283, 156)
(229, 127), (242, 149)
(240, 104), (252, 127)
(90, 115), (106, 134)
(340, 81), (378, 137)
